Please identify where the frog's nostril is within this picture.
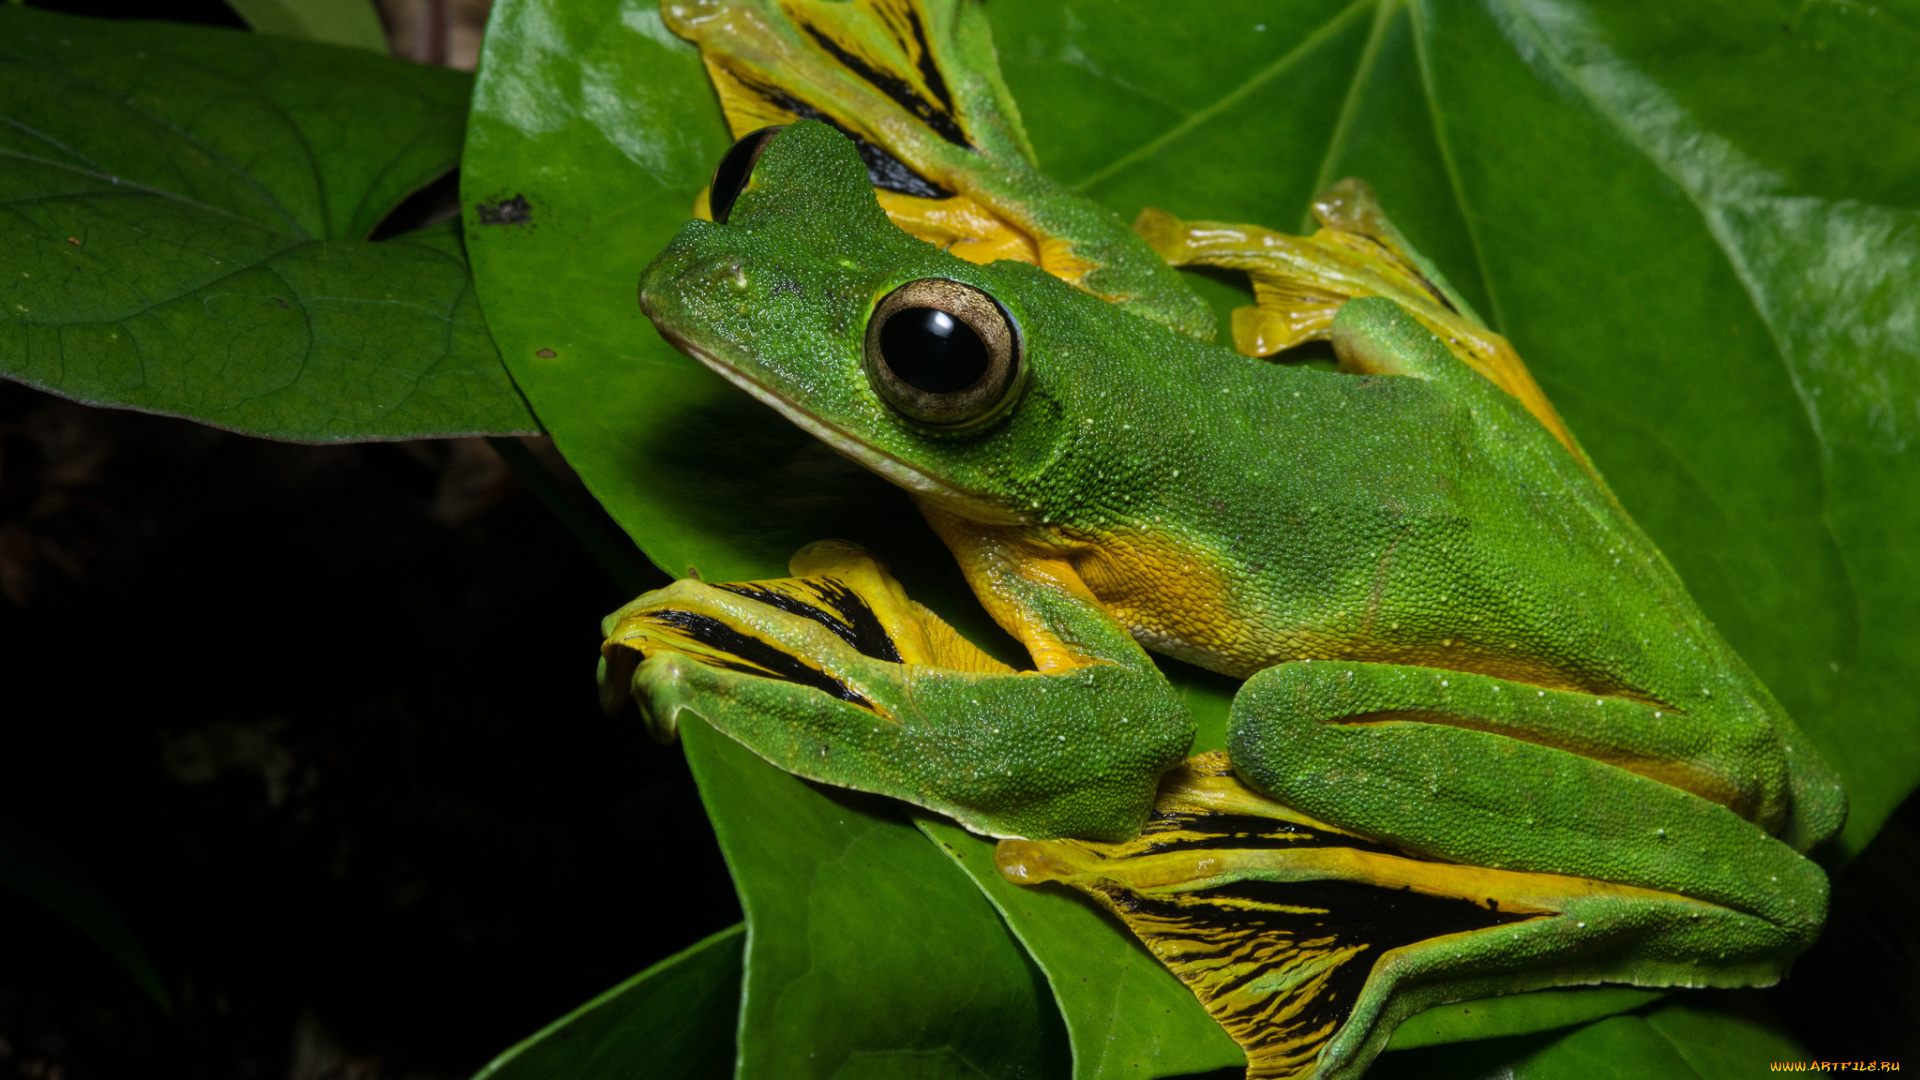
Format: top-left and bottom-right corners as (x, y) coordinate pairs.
(638, 254), (749, 318)
(686, 256), (746, 291)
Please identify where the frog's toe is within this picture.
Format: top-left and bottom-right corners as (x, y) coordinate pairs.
(630, 652), (692, 744)
(603, 581), (903, 740)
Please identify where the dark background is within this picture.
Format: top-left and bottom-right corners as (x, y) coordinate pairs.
(0, 374), (736, 1080)
(1, 2), (1915, 1078)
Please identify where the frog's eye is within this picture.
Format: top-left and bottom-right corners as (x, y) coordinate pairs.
(864, 279), (1024, 430)
(709, 125), (787, 225)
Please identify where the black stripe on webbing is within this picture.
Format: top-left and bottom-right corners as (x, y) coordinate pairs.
(642, 609), (873, 708)
(716, 580), (904, 663)
(796, 10), (971, 149)
(1106, 876), (1543, 1048)
(1137, 810), (1414, 860)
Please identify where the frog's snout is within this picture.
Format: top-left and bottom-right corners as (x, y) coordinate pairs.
(637, 250), (748, 324)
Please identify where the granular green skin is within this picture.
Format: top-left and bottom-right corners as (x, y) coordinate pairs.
(624, 122), (1845, 1078)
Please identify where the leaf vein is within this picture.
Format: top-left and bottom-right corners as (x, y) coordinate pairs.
(1070, 0), (1376, 194)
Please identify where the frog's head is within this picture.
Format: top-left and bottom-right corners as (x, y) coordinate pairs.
(639, 121), (1115, 524)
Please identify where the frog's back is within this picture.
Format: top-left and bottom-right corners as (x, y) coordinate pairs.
(1041, 323), (1842, 847)
(1071, 353), (1697, 694)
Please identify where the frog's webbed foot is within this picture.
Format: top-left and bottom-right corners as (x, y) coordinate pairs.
(600, 539), (1004, 728)
(665, 0), (1215, 339)
(1000, 752), (1811, 1080)
(1135, 182), (1587, 467)
(600, 540), (1190, 840)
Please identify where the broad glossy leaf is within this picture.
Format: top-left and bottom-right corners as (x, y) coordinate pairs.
(223, 0), (389, 53)
(915, 816), (1245, 1077)
(473, 923), (743, 1080)
(464, 0), (1918, 1074)
(682, 720), (1069, 1078)
(1371, 993), (1809, 1080)
(0, 8), (534, 441)
(1385, 987), (1664, 1051)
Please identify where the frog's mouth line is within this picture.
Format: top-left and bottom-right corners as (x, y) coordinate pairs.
(652, 324), (1026, 525)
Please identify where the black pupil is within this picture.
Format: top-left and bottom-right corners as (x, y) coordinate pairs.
(879, 307), (990, 394)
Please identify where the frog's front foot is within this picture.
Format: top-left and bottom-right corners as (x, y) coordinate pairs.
(599, 541), (1191, 841)
(599, 545), (916, 743)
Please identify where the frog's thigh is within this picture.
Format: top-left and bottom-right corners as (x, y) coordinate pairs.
(1227, 661), (1826, 940)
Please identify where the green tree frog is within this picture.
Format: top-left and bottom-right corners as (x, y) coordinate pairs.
(599, 119), (1844, 1080)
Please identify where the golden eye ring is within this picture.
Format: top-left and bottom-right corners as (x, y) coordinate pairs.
(863, 278), (1024, 431)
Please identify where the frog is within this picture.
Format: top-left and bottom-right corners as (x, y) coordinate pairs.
(600, 120), (1845, 1080)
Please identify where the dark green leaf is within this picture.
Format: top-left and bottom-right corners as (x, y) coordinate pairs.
(0, 814), (169, 1012)
(223, 0), (389, 53)
(1634, 993), (1812, 1079)
(472, 923), (743, 1080)
(1385, 987), (1666, 1052)
(1372, 993), (1810, 1080)
(0, 7), (534, 441)
(915, 817), (1245, 1078)
(682, 721), (1069, 1078)
(465, 0), (1918, 1073)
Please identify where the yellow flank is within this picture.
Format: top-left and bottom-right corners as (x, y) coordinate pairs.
(1134, 187), (1590, 473)
(1055, 523), (1270, 677)
(1052, 522), (1651, 694)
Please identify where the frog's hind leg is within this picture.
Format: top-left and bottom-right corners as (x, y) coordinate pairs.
(1137, 188), (1590, 469)
(999, 754), (1809, 1080)
(666, 0), (1215, 338)
(1227, 661), (1825, 938)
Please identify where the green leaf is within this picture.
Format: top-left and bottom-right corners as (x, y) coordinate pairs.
(1371, 994), (1810, 1080)
(223, 0), (389, 54)
(682, 721), (1069, 1078)
(914, 817), (1245, 1078)
(464, 0), (1918, 1074)
(0, 814), (170, 1012)
(473, 923), (743, 1080)
(0, 7), (534, 441)
(1386, 987), (1666, 1052)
